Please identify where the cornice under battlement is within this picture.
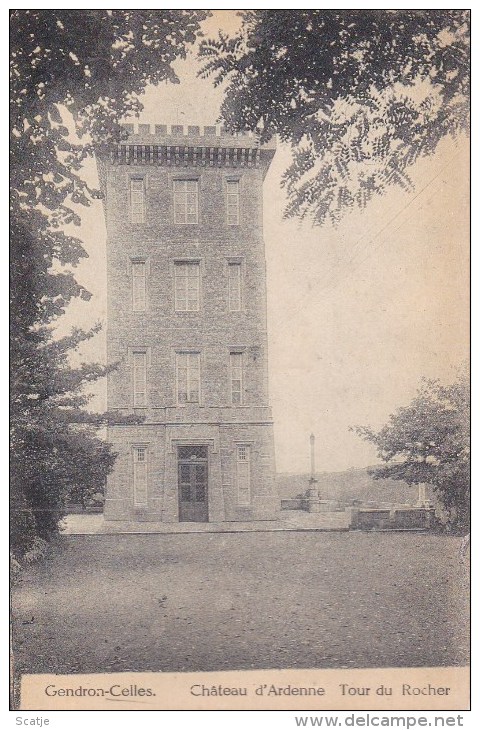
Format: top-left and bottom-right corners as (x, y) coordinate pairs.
(110, 143), (266, 168)
(104, 122), (275, 169)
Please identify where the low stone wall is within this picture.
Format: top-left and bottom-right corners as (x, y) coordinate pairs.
(393, 508), (433, 529)
(280, 498), (346, 512)
(350, 509), (391, 530)
(281, 498), (308, 511)
(280, 502), (435, 530)
(350, 507), (435, 531)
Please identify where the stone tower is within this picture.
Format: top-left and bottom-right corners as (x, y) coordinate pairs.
(97, 123), (277, 522)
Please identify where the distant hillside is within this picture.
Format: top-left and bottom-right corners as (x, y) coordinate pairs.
(276, 467), (433, 506)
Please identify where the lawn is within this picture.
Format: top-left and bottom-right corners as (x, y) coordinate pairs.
(12, 532), (469, 678)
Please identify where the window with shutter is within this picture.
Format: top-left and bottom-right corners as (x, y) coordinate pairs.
(130, 178), (145, 224)
(133, 351), (147, 407)
(174, 261), (200, 311)
(176, 352), (200, 404)
(133, 446), (148, 506)
(226, 180), (240, 225)
(132, 261), (146, 311)
(230, 352), (244, 405)
(174, 179), (198, 224)
(228, 262), (242, 311)
(236, 445), (251, 505)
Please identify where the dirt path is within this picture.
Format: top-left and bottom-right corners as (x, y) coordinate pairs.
(12, 532), (469, 677)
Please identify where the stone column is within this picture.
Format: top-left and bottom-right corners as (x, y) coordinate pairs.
(307, 432), (321, 513)
(416, 483), (430, 508)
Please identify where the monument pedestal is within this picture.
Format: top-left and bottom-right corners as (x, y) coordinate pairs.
(307, 478), (321, 513)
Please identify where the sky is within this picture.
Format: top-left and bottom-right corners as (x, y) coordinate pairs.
(60, 11), (470, 475)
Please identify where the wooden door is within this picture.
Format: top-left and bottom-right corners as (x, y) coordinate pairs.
(178, 446), (208, 522)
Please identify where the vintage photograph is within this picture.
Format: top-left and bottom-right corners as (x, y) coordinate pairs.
(10, 8), (470, 711)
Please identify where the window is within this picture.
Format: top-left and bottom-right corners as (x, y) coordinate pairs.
(174, 261), (200, 311)
(133, 351), (147, 407)
(132, 260), (146, 311)
(228, 262), (242, 311)
(230, 352), (244, 405)
(130, 178), (145, 224)
(178, 445), (208, 460)
(176, 352), (200, 404)
(236, 445), (251, 505)
(133, 446), (148, 506)
(226, 180), (240, 225)
(174, 179), (198, 224)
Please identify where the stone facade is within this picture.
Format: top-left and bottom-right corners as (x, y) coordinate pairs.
(97, 124), (278, 522)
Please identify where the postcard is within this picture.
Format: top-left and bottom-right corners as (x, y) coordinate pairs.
(10, 8), (470, 713)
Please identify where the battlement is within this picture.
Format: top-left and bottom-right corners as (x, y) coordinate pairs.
(98, 122), (276, 172)
(118, 122), (275, 150)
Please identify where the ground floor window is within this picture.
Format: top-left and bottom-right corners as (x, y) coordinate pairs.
(236, 444), (251, 506)
(133, 446), (148, 506)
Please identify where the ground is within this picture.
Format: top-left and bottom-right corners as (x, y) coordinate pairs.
(12, 532), (469, 680)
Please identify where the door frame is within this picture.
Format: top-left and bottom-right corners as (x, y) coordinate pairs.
(177, 444), (209, 522)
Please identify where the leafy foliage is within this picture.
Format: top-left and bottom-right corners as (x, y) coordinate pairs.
(354, 372), (470, 531)
(10, 10), (209, 557)
(199, 10), (469, 225)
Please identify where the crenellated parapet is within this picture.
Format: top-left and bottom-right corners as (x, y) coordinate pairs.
(105, 122), (276, 171)
(119, 122), (272, 143)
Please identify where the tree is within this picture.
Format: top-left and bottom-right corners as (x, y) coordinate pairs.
(353, 372), (470, 531)
(10, 325), (116, 555)
(10, 10), (209, 558)
(199, 10), (469, 225)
